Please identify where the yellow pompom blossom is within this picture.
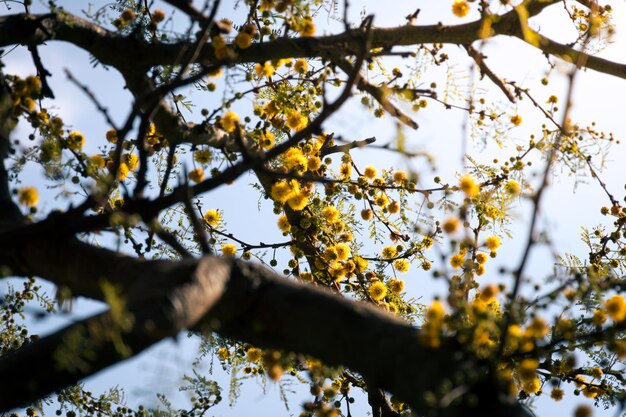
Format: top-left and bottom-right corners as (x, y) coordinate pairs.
(124, 153), (139, 171)
(334, 243), (351, 261)
(259, 130), (275, 149)
(286, 111), (307, 131)
(605, 295), (626, 322)
(307, 156), (321, 171)
(427, 300), (445, 322)
(369, 281), (387, 301)
(442, 217), (460, 234)
(88, 154), (106, 170)
(374, 192), (389, 208)
(504, 180), (521, 195)
(194, 149), (212, 164)
(393, 170), (407, 184)
(277, 214), (291, 233)
(298, 17), (315, 36)
(526, 317), (549, 339)
(283, 147), (308, 174)
(592, 309), (606, 326)
(485, 235), (501, 251)
(550, 387), (564, 401)
(234, 31), (253, 49)
(382, 245), (397, 259)
(18, 186), (39, 207)
(510, 114), (523, 126)
(450, 253), (465, 269)
(152, 9), (165, 23)
(220, 111), (240, 133)
(522, 377), (541, 394)
(459, 174), (480, 198)
(393, 259), (410, 273)
(475, 252), (488, 264)
(294, 59), (308, 74)
(217, 347), (229, 361)
(339, 163), (352, 179)
(67, 131), (85, 151)
(246, 347), (262, 363)
(121, 8), (136, 22)
(287, 192), (309, 211)
(322, 206), (340, 223)
(25, 75), (41, 94)
(188, 167), (205, 183)
(221, 243), (237, 257)
(452, 0), (470, 17)
(116, 163), (130, 181)
(204, 209), (221, 227)
(211, 35), (229, 60)
(255, 61), (275, 78)
(328, 262), (346, 282)
(364, 166), (377, 179)
(271, 180), (294, 203)
(388, 278), (405, 295)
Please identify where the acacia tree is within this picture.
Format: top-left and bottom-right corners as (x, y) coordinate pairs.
(1, 0), (626, 416)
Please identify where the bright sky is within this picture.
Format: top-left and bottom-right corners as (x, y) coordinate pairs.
(3, 0), (626, 416)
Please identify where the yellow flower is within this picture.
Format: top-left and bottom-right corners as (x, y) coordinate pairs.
(421, 235), (434, 249)
(427, 300), (445, 322)
(393, 170), (407, 184)
(388, 278), (405, 294)
(485, 235), (501, 251)
(255, 61), (275, 77)
(152, 9), (165, 23)
(334, 243), (351, 261)
(307, 156), (321, 171)
(381, 245), (397, 259)
(188, 167), (205, 183)
(246, 347), (262, 363)
(217, 347), (229, 360)
(286, 111), (307, 131)
(605, 295), (626, 322)
(452, 0), (469, 18)
(88, 154), (106, 170)
(510, 114), (523, 126)
(259, 130), (275, 149)
(220, 111), (240, 133)
(374, 192), (389, 208)
(287, 192), (308, 211)
(277, 214), (291, 233)
(322, 206), (340, 223)
(504, 180), (521, 195)
(194, 149), (212, 164)
(204, 209), (221, 227)
(459, 174), (480, 198)
(592, 309), (606, 326)
(393, 259), (410, 273)
(475, 253), (488, 264)
(298, 17), (315, 36)
(18, 187), (39, 207)
(450, 253), (464, 269)
(283, 147), (308, 174)
(442, 217), (460, 234)
(550, 387), (564, 401)
(369, 281), (387, 301)
(121, 9), (136, 22)
(235, 31), (253, 49)
(106, 129), (117, 143)
(364, 165), (377, 179)
(67, 131), (85, 151)
(271, 180), (295, 203)
(124, 153), (139, 171)
(116, 163), (130, 181)
(522, 377), (541, 394)
(339, 163), (352, 179)
(221, 243), (237, 257)
(294, 59), (308, 73)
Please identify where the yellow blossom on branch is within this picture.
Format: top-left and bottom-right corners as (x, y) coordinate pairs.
(18, 187), (39, 207)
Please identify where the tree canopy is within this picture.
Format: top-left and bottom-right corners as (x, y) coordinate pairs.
(1, 1), (626, 417)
